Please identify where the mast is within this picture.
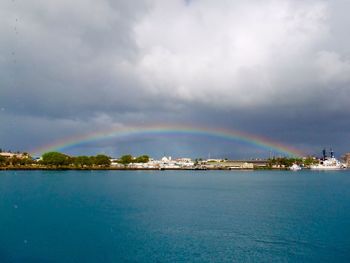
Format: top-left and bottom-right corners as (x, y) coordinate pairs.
(322, 148), (327, 160)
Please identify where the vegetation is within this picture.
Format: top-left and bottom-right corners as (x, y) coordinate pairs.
(118, 154), (150, 165)
(267, 156), (318, 168)
(0, 153), (34, 167)
(72, 156), (92, 168)
(268, 157), (302, 168)
(41, 152), (71, 166)
(134, 155), (150, 163)
(91, 154), (111, 166)
(9, 156), (34, 166)
(39, 152), (111, 167)
(118, 154), (133, 165)
(0, 150), (153, 169)
(0, 155), (6, 165)
(303, 156), (319, 166)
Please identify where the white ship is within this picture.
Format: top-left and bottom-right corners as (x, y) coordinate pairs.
(310, 149), (347, 170)
(290, 164), (302, 171)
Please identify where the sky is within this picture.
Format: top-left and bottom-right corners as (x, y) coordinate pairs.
(1, 0), (350, 158)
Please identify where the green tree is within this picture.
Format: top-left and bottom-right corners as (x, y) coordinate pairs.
(93, 154), (111, 166)
(134, 155), (150, 163)
(73, 156), (92, 167)
(303, 157), (318, 166)
(119, 154), (133, 165)
(9, 157), (20, 166)
(0, 155), (6, 166)
(41, 152), (70, 166)
(268, 157), (302, 168)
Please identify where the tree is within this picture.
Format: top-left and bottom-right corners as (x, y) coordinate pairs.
(9, 156), (34, 166)
(119, 154), (133, 165)
(72, 156), (92, 167)
(41, 152), (70, 166)
(303, 156), (318, 166)
(0, 155), (6, 165)
(268, 157), (304, 168)
(134, 155), (150, 163)
(9, 157), (20, 166)
(93, 154), (111, 166)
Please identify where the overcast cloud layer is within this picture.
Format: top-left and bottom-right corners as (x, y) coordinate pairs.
(1, 0), (350, 158)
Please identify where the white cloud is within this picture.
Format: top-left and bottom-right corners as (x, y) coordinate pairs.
(315, 50), (350, 84)
(133, 0), (331, 108)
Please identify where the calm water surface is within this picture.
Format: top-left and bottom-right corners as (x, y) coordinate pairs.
(0, 170), (349, 262)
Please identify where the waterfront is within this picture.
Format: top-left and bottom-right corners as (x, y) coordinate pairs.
(0, 170), (350, 262)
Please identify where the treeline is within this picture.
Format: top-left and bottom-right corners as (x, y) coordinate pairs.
(40, 152), (111, 167)
(0, 151), (152, 169)
(267, 157), (318, 168)
(39, 152), (150, 167)
(118, 155), (150, 165)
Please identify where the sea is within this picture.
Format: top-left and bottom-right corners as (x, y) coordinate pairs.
(0, 170), (349, 262)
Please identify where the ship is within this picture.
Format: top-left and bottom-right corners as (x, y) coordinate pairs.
(290, 163), (302, 171)
(310, 148), (347, 170)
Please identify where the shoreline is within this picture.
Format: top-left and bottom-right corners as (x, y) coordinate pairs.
(0, 166), (288, 171)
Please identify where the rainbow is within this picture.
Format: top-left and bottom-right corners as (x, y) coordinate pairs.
(30, 124), (304, 157)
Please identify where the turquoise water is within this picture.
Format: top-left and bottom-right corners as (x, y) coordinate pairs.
(0, 170), (349, 262)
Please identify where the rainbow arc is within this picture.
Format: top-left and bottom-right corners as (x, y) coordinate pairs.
(30, 124), (304, 157)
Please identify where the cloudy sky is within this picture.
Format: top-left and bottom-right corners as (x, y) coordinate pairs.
(1, 0), (350, 158)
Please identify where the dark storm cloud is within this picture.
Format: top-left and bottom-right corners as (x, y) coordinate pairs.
(1, 0), (350, 157)
(1, 0), (150, 118)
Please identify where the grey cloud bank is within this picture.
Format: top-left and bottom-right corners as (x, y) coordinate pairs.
(1, 0), (350, 157)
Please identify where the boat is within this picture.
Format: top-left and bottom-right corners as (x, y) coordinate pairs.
(290, 164), (302, 171)
(310, 149), (347, 170)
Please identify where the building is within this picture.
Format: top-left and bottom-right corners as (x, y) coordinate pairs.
(227, 162), (254, 169)
(0, 152), (28, 159)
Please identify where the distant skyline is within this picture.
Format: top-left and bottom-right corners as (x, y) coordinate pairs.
(1, 0), (350, 158)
